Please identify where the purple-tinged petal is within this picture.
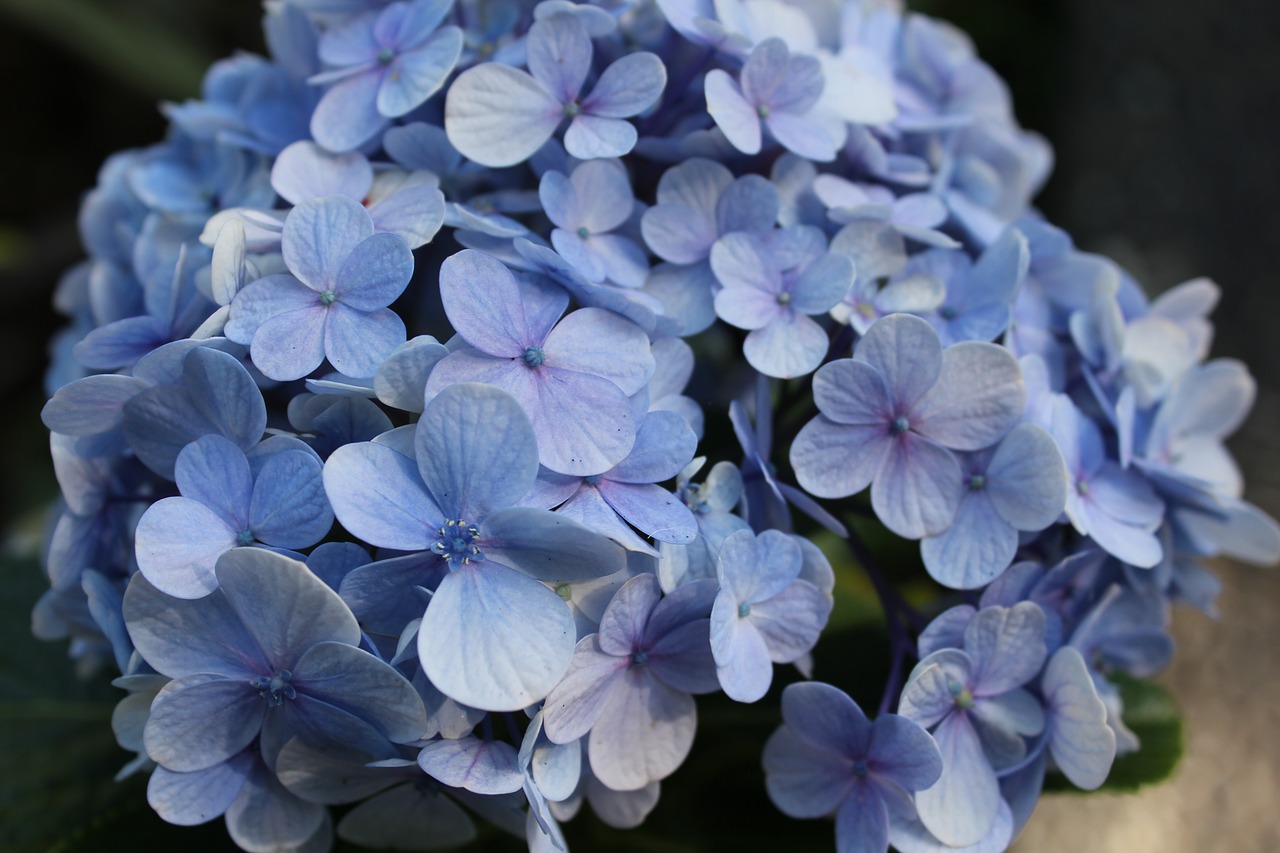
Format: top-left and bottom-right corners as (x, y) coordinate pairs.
(705, 70), (761, 154)
(899, 650), (972, 730)
(791, 416), (891, 499)
(324, 441), (445, 550)
(225, 760), (326, 853)
(523, 367), (639, 476)
(597, 572), (661, 656)
(418, 737), (524, 794)
(766, 111), (841, 162)
(610, 410), (697, 484)
(600, 482), (698, 545)
(834, 785), (890, 853)
(290, 640), (426, 743)
(714, 615), (773, 702)
(871, 434), (965, 539)
(914, 712), (1000, 848)
(854, 314), (942, 412)
(526, 13), (591, 103)
(542, 635), (627, 743)
(284, 194), (375, 292)
(225, 275), (318, 345)
(642, 204), (716, 265)
(145, 677), (266, 772)
(445, 64), (563, 167)
(912, 342), (1024, 451)
(442, 249), (568, 358)
(582, 52), (666, 118)
(250, 305), (327, 381)
(812, 358), (894, 426)
(1076, 499), (1163, 568)
(589, 669), (696, 791)
(543, 307), (655, 395)
(791, 252), (854, 314)
(780, 681), (871, 754)
(419, 564), (576, 711)
(645, 618), (719, 695)
(367, 178), (445, 248)
(416, 382), (539, 519)
(718, 174), (782, 235)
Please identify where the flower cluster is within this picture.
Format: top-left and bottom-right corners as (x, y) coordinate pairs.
(38, 1), (1277, 851)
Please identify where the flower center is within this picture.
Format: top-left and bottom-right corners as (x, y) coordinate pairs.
(756, 104), (770, 118)
(576, 226), (590, 239)
(320, 289), (337, 306)
(555, 583), (573, 601)
(522, 345), (546, 368)
(432, 519), (483, 567)
(1075, 479), (1090, 496)
(776, 291), (791, 306)
(891, 416), (910, 435)
(940, 305), (958, 320)
(851, 759), (869, 777)
(584, 474), (603, 486)
(968, 474), (986, 491)
(946, 676), (975, 709)
(738, 601), (752, 618)
(377, 48), (396, 65)
(630, 650), (649, 667)
(564, 101), (581, 118)
(251, 670), (296, 707)
(236, 529), (255, 547)
(681, 483), (709, 514)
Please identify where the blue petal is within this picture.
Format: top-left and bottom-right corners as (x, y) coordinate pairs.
(582, 52), (666, 118)
(416, 382), (540, 519)
(912, 342), (1024, 451)
(440, 249), (567, 357)
(1043, 646), (1115, 790)
(325, 441), (445, 549)
(418, 563), (576, 711)
(526, 13), (590, 103)
(964, 602), (1046, 696)
(311, 70), (389, 153)
(871, 434), (965, 539)
(542, 635), (628, 744)
(292, 640), (427, 743)
(854, 314), (941, 411)
(418, 736), (524, 794)
(588, 670), (696, 790)
(145, 676), (266, 772)
(867, 713), (943, 793)
(283, 195), (375, 291)
(445, 64), (562, 167)
(249, 450), (333, 548)
(564, 114), (639, 160)
(270, 141), (372, 206)
(705, 70), (760, 154)
(376, 27), (462, 117)
(763, 723), (855, 818)
(834, 785), (889, 853)
(147, 753), (253, 825)
(913, 712), (1000, 848)
(134, 498), (237, 598)
(596, 572), (661, 656)
(483, 505), (627, 581)
(921, 492), (1016, 590)
(225, 758), (327, 852)
(334, 231), (413, 311)
(174, 434), (253, 529)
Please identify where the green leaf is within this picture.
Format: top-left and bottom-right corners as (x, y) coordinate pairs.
(1045, 675), (1184, 794)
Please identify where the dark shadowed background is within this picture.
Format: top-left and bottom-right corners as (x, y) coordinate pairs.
(1, 1), (1276, 850)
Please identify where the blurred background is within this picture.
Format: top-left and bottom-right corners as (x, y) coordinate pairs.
(0, 0), (1276, 850)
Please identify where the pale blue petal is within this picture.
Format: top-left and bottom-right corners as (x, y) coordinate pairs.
(964, 602), (1046, 696)
(148, 754), (253, 825)
(41, 373), (147, 437)
(749, 579), (830, 663)
(921, 493), (1016, 590)
(416, 382), (539, 518)
(985, 423), (1067, 531)
(283, 195), (375, 291)
(791, 416), (891, 499)
(767, 110), (841, 162)
(225, 759), (326, 853)
(122, 573), (267, 678)
(791, 253), (854, 314)
(374, 335), (448, 412)
(704, 70), (760, 154)
(311, 70), (388, 153)
(483, 505), (627, 581)
(582, 53), (666, 118)
(642, 204), (716, 264)
(145, 677), (265, 772)
(867, 713), (943, 793)
(556, 485), (658, 554)
(1043, 646), (1115, 789)
(526, 13), (590, 102)
(419, 564), (576, 711)
(600, 482), (697, 545)
(324, 305), (406, 379)
(174, 434), (252, 529)
(250, 305), (327, 381)
(225, 275), (317, 345)
(912, 342), (1024, 451)
(812, 358), (894, 426)
(441, 248), (568, 358)
(367, 179), (445, 248)
(324, 441), (444, 550)
(610, 410), (696, 483)
(334, 231), (413, 310)
(854, 314), (942, 411)
(249, 450), (333, 548)
(564, 114), (638, 160)
(716, 617), (773, 702)
(524, 367), (639, 476)
(376, 27), (462, 117)
(744, 312), (829, 379)
(134, 498), (237, 598)
(417, 737), (524, 794)
(914, 712), (1000, 848)
(889, 799), (1013, 853)
(270, 141), (372, 206)
(899, 650), (972, 730)
(445, 64), (562, 167)
(872, 434), (965, 539)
